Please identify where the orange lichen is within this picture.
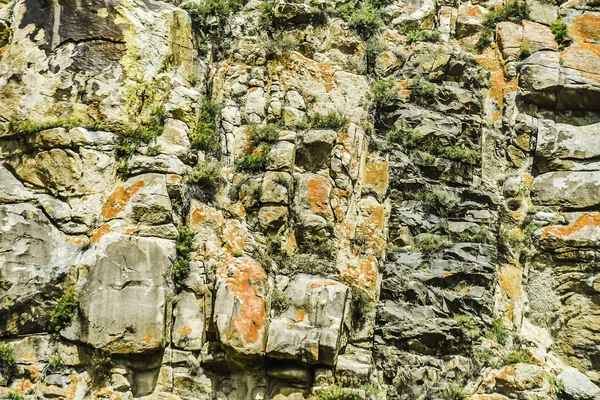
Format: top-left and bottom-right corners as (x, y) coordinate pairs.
(498, 264), (522, 300)
(143, 333), (153, 344)
(295, 310), (306, 322)
(177, 326), (192, 336)
(570, 15), (600, 46)
(123, 225), (142, 235)
(541, 214), (600, 239)
(306, 176), (332, 215)
(363, 161), (389, 193)
(220, 258), (267, 346)
(101, 180), (144, 219)
(90, 223), (113, 243)
(190, 204), (224, 229)
(222, 220), (246, 255)
(307, 280), (338, 290)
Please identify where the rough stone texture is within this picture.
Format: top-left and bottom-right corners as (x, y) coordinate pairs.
(266, 274), (349, 366)
(2, 0), (600, 398)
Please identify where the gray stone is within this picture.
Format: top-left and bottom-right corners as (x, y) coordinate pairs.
(77, 234), (175, 354)
(531, 171), (600, 209)
(266, 274), (349, 366)
(557, 368), (600, 400)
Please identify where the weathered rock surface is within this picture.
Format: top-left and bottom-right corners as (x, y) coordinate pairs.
(2, 0), (600, 398)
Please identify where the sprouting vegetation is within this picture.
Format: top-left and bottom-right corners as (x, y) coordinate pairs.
(440, 383), (468, 400)
(173, 226), (195, 292)
(454, 314), (481, 335)
(49, 288), (78, 333)
(237, 144), (271, 172)
(339, 1), (383, 38)
(318, 385), (363, 400)
(247, 123), (280, 146)
(406, 28), (441, 45)
(370, 78), (400, 109)
(483, 0), (530, 28)
(188, 160), (222, 194)
(190, 97), (219, 154)
(0, 342), (17, 385)
(351, 287), (375, 329)
(409, 75), (437, 106)
(486, 316), (508, 345)
(47, 355), (65, 373)
(551, 19), (569, 44)
(414, 234), (453, 255)
(298, 112), (347, 130)
(264, 30), (300, 59)
(7, 392), (25, 400)
(271, 287), (288, 314)
(413, 187), (458, 216)
(188, 0), (243, 37)
(89, 351), (114, 386)
(10, 119), (111, 135)
(502, 349), (535, 365)
(387, 125), (480, 165)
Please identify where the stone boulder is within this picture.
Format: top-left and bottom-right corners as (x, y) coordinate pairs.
(0, 203), (82, 335)
(76, 233), (175, 354)
(266, 274), (349, 366)
(214, 256), (268, 357)
(557, 368), (600, 400)
(531, 171), (600, 209)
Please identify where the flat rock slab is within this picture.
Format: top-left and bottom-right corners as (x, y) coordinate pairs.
(531, 171), (600, 209)
(266, 274), (349, 366)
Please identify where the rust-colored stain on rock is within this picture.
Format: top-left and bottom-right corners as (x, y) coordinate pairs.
(307, 280), (337, 290)
(221, 258), (267, 346)
(177, 325), (192, 336)
(295, 309), (306, 322)
(542, 213), (600, 239)
(307, 176), (332, 215)
(101, 180), (144, 219)
(90, 223), (113, 243)
(143, 333), (153, 344)
(363, 161), (389, 193)
(499, 264), (522, 300)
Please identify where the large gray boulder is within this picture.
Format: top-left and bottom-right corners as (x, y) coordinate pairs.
(76, 233), (175, 354)
(531, 172), (600, 209)
(266, 274), (349, 366)
(557, 368), (600, 400)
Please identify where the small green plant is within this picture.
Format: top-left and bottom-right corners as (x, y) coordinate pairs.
(410, 75), (436, 105)
(271, 287), (288, 314)
(455, 314), (481, 335)
(49, 288), (78, 333)
(173, 226), (194, 292)
(297, 226), (334, 259)
(301, 112), (347, 130)
(264, 30), (300, 59)
(406, 28), (440, 45)
(259, 2), (276, 33)
(247, 123), (280, 146)
(345, 2), (383, 38)
(414, 234), (453, 255)
(146, 145), (161, 156)
(559, 57), (565, 66)
(365, 37), (387, 69)
(89, 351), (114, 386)
(518, 41), (533, 59)
(48, 354), (65, 372)
(237, 144), (271, 173)
(486, 316), (508, 345)
(370, 78), (400, 108)
(189, 0), (243, 35)
(483, 0), (530, 28)
(0, 342), (17, 385)
(414, 188), (457, 216)
(191, 97), (219, 153)
(476, 26), (493, 51)
(10, 118), (112, 135)
(188, 160), (222, 193)
(7, 392), (25, 400)
(440, 383), (468, 400)
(502, 349), (535, 365)
(318, 385), (363, 400)
(551, 19), (568, 44)
(351, 287), (375, 329)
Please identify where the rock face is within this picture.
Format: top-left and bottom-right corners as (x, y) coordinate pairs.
(2, 0), (600, 398)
